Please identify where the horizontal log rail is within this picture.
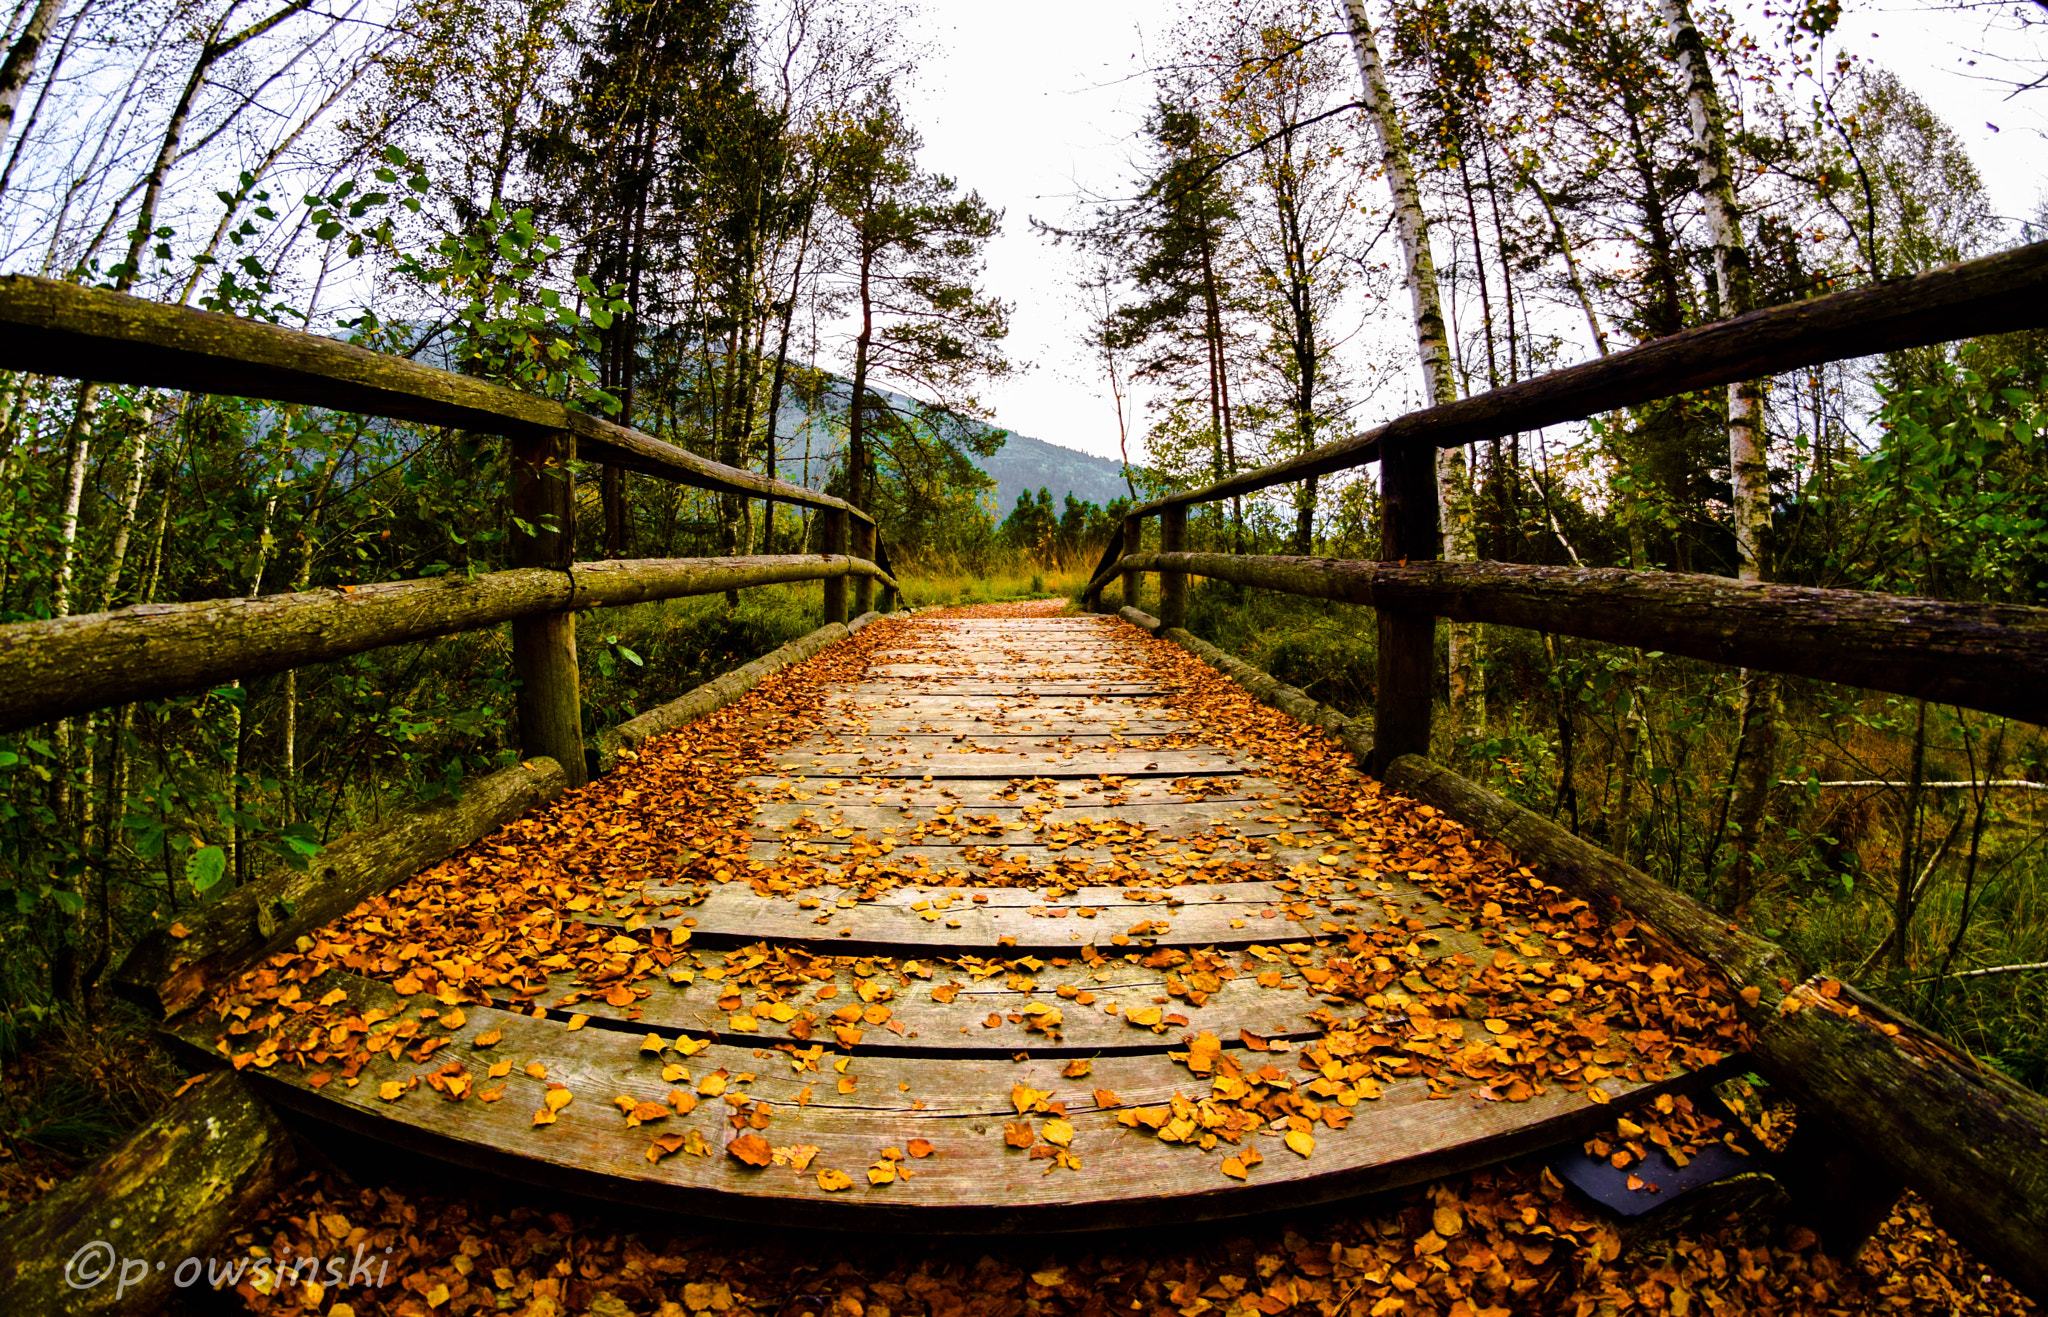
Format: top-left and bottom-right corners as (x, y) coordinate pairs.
(1113, 552), (2048, 724)
(0, 554), (898, 735)
(1128, 241), (2048, 515)
(0, 275), (873, 523)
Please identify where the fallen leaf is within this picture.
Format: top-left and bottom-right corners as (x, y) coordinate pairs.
(728, 1132), (773, 1167)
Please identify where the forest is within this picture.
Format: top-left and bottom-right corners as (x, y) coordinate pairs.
(0, 0), (2042, 1307)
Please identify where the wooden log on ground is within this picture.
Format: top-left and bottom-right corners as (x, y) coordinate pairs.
(1116, 552), (2048, 726)
(0, 555), (898, 736)
(592, 624), (850, 774)
(0, 274), (870, 521)
(1380, 752), (2048, 1305)
(1141, 620), (1375, 765)
(1130, 241), (2048, 515)
(0, 1073), (298, 1316)
(117, 758), (566, 1016)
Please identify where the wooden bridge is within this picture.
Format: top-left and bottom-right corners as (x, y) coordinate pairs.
(1, 244), (2046, 1308)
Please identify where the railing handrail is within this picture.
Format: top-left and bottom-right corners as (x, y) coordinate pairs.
(0, 274), (874, 525)
(1114, 551), (2048, 724)
(0, 553), (898, 737)
(1126, 240), (2048, 516)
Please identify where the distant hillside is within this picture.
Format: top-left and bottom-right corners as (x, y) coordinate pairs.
(768, 380), (1133, 516)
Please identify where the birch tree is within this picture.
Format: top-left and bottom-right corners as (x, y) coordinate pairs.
(1339, 0), (1483, 740)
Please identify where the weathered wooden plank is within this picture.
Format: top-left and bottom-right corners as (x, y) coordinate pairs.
(555, 931), (1486, 1055)
(763, 751), (1258, 778)
(741, 778), (1296, 807)
(748, 800), (1297, 837)
(118, 758), (567, 1017)
(629, 880), (1447, 955)
(1121, 552), (2048, 726)
(0, 1074), (298, 1316)
(175, 979), (1691, 1232)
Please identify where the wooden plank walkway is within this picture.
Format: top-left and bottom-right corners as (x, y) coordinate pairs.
(175, 604), (1749, 1230)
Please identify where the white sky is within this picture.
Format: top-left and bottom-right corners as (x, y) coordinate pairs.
(892, 0), (2048, 465)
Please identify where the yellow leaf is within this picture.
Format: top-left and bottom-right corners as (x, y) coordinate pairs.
(817, 1168), (854, 1191)
(1221, 1157), (1248, 1180)
(1125, 1007), (1163, 1027)
(1483, 1019), (1509, 1035)
(1041, 1118), (1075, 1148)
(441, 1009), (466, 1030)
(378, 1081), (405, 1102)
(566, 1014), (589, 1030)
(729, 1014), (760, 1033)
(473, 1029), (502, 1048)
(1284, 1129), (1315, 1158)
(868, 1162), (896, 1185)
(524, 1062), (547, 1079)
(545, 1087), (573, 1112)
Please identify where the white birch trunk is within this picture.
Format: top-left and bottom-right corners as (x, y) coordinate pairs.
(1664, 0), (1775, 908)
(1340, 0), (1482, 737)
(0, 0), (63, 154)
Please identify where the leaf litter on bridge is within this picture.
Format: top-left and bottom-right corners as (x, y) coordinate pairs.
(192, 600), (2030, 1312)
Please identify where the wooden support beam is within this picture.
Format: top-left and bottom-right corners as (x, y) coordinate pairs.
(1374, 438), (1437, 773)
(821, 508), (848, 624)
(0, 554), (898, 736)
(1158, 506), (1187, 630)
(1121, 515), (1143, 612)
(875, 540), (898, 613)
(850, 519), (874, 617)
(1129, 241), (2048, 516)
(118, 758), (567, 1016)
(0, 1073), (299, 1316)
(1108, 552), (2048, 726)
(509, 431), (585, 786)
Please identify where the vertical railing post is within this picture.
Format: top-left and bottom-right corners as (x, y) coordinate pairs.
(510, 430), (587, 787)
(821, 506), (848, 624)
(1159, 503), (1187, 630)
(876, 539), (897, 614)
(1120, 514), (1142, 612)
(850, 515), (874, 618)
(1373, 436), (1439, 774)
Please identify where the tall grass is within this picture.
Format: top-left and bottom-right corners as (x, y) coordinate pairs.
(896, 544), (1095, 609)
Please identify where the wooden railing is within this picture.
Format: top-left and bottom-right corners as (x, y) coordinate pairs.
(1087, 240), (2048, 769)
(1085, 241), (2048, 1300)
(0, 275), (901, 785)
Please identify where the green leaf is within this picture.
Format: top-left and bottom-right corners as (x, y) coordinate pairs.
(187, 845), (229, 893)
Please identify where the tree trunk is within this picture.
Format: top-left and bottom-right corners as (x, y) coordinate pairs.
(1340, 0), (1478, 743)
(1665, 0), (1777, 905)
(0, 0), (62, 155)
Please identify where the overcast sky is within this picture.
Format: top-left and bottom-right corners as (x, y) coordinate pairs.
(887, 0), (2047, 465)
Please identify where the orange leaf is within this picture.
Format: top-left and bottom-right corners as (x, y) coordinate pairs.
(728, 1132), (773, 1167)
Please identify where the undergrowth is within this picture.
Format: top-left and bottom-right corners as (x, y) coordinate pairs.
(1157, 580), (2048, 1093)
